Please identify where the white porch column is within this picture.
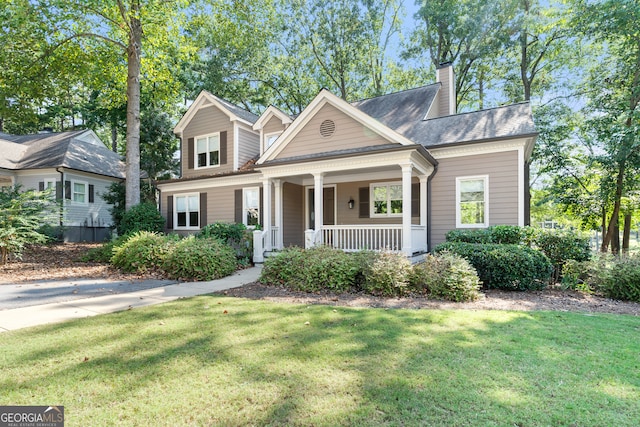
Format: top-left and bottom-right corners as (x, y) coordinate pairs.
(401, 163), (413, 256)
(273, 179), (282, 250)
(313, 173), (324, 244)
(262, 178), (272, 251)
(420, 175), (428, 227)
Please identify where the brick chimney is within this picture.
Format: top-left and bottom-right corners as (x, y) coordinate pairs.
(436, 62), (456, 116)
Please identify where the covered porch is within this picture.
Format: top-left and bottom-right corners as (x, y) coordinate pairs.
(253, 146), (436, 262)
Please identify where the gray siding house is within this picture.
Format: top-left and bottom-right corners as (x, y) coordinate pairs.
(0, 129), (125, 242)
(157, 64), (537, 261)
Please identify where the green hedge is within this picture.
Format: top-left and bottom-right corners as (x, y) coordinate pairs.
(197, 222), (253, 266)
(533, 229), (591, 283)
(434, 242), (552, 291)
(563, 255), (640, 302)
(445, 225), (531, 245)
(119, 203), (165, 236)
(162, 236), (237, 281)
(411, 252), (481, 302)
(111, 231), (175, 273)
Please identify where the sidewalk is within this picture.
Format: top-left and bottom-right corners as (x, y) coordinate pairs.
(0, 266), (261, 333)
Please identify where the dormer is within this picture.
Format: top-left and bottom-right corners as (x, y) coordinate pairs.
(174, 91), (259, 178)
(252, 105), (293, 155)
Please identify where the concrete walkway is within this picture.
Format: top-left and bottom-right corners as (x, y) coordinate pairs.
(0, 266), (261, 333)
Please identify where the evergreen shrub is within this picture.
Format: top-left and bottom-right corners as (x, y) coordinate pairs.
(119, 203), (165, 236)
(410, 252), (481, 302)
(162, 236), (237, 281)
(111, 231), (174, 273)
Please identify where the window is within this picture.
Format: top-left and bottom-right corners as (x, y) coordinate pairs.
(72, 181), (87, 204)
(175, 194), (200, 229)
(44, 179), (56, 191)
(195, 134), (220, 168)
(265, 132), (280, 148)
(371, 182), (402, 217)
(243, 188), (260, 227)
(456, 176), (488, 228)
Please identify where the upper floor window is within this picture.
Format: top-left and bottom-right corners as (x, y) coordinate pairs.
(456, 176), (488, 228)
(243, 187), (260, 227)
(196, 133), (220, 168)
(371, 182), (402, 217)
(175, 193), (200, 229)
(265, 132), (281, 149)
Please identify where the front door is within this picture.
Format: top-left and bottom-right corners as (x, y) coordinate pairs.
(307, 187), (335, 229)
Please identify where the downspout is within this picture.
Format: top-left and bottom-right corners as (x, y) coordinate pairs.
(56, 167), (64, 228)
(427, 164), (438, 252)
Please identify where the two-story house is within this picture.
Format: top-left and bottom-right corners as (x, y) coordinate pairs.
(157, 64), (537, 261)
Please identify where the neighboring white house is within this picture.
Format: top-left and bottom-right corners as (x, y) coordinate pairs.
(157, 64), (538, 262)
(0, 129), (125, 242)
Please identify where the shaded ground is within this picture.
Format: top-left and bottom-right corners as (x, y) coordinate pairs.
(2, 243), (638, 316)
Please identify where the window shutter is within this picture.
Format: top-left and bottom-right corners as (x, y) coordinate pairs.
(359, 187), (369, 218)
(259, 187), (264, 225)
(234, 189), (242, 223)
(55, 182), (63, 200)
(411, 183), (419, 217)
(200, 192), (207, 228)
(38, 181), (44, 191)
(65, 181), (71, 200)
(89, 185), (95, 203)
(187, 138), (194, 170)
(166, 196), (174, 229)
(220, 131), (227, 165)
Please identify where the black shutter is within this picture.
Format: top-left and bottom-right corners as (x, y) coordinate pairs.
(38, 181), (44, 191)
(359, 187), (369, 218)
(89, 185), (95, 203)
(411, 183), (419, 217)
(234, 189), (242, 223)
(200, 192), (207, 228)
(187, 138), (194, 170)
(259, 187), (264, 226)
(220, 131), (227, 165)
(65, 181), (71, 200)
(55, 182), (63, 200)
(166, 196), (174, 229)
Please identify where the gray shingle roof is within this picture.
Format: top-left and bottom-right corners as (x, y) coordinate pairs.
(404, 102), (537, 148)
(1, 130), (125, 178)
(205, 91), (260, 124)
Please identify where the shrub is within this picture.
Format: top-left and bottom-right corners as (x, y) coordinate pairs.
(445, 228), (491, 244)
(118, 203), (165, 236)
(260, 246), (361, 293)
(162, 236), (237, 281)
(410, 252), (481, 302)
(111, 231), (174, 273)
(435, 242), (552, 291)
(596, 255), (640, 302)
(445, 226), (531, 245)
(80, 235), (128, 263)
(532, 229), (591, 284)
(197, 222), (252, 265)
(360, 251), (412, 297)
(561, 259), (597, 293)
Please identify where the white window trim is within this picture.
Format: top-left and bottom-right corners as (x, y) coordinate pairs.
(71, 180), (88, 205)
(242, 187), (260, 228)
(44, 179), (56, 190)
(174, 192), (200, 230)
(264, 131), (282, 151)
(370, 181), (403, 218)
(456, 175), (489, 228)
(194, 132), (221, 170)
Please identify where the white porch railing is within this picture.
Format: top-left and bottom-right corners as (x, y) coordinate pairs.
(271, 226), (280, 250)
(320, 225), (403, 252)
(253, 229), (268, 263)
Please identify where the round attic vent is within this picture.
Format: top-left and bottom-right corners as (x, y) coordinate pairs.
(319, 119), (336, 138)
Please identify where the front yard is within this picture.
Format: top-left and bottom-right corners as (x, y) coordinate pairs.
(2, 295), (639, 426)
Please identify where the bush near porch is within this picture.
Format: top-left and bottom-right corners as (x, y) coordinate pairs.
(259, 246), (482, 302)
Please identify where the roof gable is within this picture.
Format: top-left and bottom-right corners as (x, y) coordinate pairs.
(174, 91), (259, 134)
(257, 89), (418, 165)
(252, 105), (292, 131)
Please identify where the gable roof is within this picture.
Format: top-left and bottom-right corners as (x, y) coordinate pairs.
(252, 105), (293, 131)
(0, 130), (126, 178)
(404, 102), (537, 148)
(174, 90), (259, 134)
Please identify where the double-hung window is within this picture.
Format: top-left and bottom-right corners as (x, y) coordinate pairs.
(72, 181), (87, 204)
(243, 188), (260, 227)
(456, 176), (488, 228)
(371, 182), (403, 217)
(265, 132), (281, 149)
(175, 194), (200, 229)
(196, 134), (220, 168)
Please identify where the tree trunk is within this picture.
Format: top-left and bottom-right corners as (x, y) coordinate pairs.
(125, 0), (142, 211)
(623, 212), (632, 254)
(612, 224), (620, 255)
(601, 161), (625, 252)
(111, 122), (118, 153)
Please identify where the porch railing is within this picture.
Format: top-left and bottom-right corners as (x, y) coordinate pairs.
(320, 225), (403, 252)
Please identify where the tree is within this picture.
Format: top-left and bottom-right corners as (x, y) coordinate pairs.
(0, 186), (57, 264)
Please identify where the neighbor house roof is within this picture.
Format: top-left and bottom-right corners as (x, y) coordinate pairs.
(0, 130), (126, 178)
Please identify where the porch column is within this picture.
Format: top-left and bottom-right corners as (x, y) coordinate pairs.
(420, 175), (428, 227)
(313, 173), (324, 245)
(262, 178), (272, 251)
(401, 163), (413, 256)
(273, 179), (282, 250)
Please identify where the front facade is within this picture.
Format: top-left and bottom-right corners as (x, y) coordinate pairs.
(0, 130), (125, 242)
(157, 64), (537, 261)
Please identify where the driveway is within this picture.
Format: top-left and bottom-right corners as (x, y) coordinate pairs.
(0, 278), (177, 310)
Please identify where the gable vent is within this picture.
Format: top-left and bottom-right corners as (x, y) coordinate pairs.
(319, 119), (336, 138)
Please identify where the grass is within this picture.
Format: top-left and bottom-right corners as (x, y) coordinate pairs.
(1, 297), (639, 426)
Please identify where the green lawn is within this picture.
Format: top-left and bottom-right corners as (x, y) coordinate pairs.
(2, 297), (639, 426)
